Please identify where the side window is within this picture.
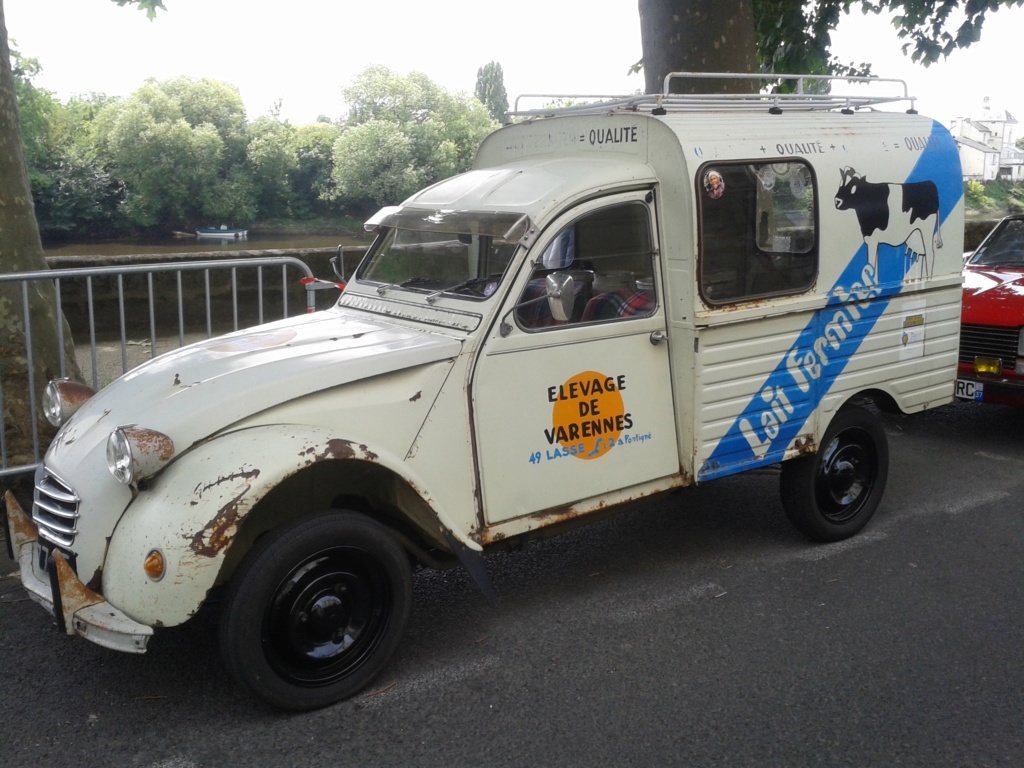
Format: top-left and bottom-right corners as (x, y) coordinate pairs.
(698, 161), (817, 304)
(516, 202), (657, 329)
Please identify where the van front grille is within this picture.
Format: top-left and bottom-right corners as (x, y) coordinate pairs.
(33, 471), (80, 548)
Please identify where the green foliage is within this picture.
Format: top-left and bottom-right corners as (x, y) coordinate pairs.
(965, 179), (988, 204)
(475, 61), (509, 123)
(11, 48), (57, 169)
(290, 122), (342, 217)
(113, 0), (165, 19)
(30, 155), (126, 238)
(247, 115), (298, 219)
(330, 66), (497, 209)
(740, 0), (1023, 81)
(16, 62), (498, 231)
(964, 179), (1024, 216)
(331, 120), (422, 208)
(94, 77), (255, 229)
(11, 45), (125, 239)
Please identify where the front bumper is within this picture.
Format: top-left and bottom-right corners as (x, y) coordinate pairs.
(955, 371), (1024, 408)
(3, 490), (152, 654)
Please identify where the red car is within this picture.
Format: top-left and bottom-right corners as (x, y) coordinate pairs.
(958, 214), (1024, 406)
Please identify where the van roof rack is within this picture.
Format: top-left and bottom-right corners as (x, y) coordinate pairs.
(510, 72), (917, 118)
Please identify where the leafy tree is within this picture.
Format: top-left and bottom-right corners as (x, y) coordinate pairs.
(10, 48), (54, 170)
(331, 119), (421, 209)
(290, 121), (341, 218)
(95, 77), (255, 229)
(330, 66), (496, 209)
(638, 0), (1024, 95)
(13, 57), (125, 240)
(475, 61), (509, 123)
(247, 114), (298, 219)
(31, 152), (126, 239)
(161, 75), (249, 164)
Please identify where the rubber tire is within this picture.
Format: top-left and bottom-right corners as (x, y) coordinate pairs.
(779, 406), (889, 542)
(218, 510), (412, 712)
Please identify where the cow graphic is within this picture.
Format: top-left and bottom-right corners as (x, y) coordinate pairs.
(834, 167), (942, 279)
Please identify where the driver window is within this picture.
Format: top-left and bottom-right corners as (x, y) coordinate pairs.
(516, 202), (656, 330)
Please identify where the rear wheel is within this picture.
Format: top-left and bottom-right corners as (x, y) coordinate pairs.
(219, 510), (412, 712)
(779, 406), (888, 542)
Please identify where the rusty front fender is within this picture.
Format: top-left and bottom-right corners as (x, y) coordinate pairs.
(100, 424), (474, 628)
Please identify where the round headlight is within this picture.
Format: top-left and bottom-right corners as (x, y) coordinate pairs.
(106, 426), (175, 485)
(43, 381), (64, 427)
(43, 379), (96, 427)
(107, 428), (135, 485)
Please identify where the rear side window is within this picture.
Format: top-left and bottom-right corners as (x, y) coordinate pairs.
(697, 161), (817, 304)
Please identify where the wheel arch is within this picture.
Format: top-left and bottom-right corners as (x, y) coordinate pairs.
(216, 452), (461, 585)
(103, 425), (466, 628)
(840, 387), (901, 415)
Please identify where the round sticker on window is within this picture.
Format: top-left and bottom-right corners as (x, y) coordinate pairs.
(703, 169), (725, 199)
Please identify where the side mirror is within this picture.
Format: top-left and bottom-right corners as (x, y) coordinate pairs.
(546, 271), (575, 322)
(499, 271), (577, 337)
(331, 245), (348, 283)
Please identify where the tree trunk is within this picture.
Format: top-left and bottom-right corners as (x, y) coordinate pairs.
(0, 0), (82, 477)
(639, 0), (758, 95)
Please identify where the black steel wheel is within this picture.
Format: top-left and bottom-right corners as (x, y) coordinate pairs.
(219, 510), (412, 712)
(779, 406), (889, 542)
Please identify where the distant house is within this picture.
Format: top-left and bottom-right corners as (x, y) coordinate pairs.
(950, 98), (1023, 182)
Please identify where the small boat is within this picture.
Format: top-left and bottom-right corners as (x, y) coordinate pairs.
(196, 226), (248, 239)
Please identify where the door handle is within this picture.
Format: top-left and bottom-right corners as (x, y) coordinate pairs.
(649, 330), (667, 345)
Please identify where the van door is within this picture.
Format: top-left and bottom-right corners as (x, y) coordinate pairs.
(471, 191), (681, 526)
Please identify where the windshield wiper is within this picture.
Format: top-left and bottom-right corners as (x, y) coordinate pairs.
(425, 277), (496, 304)
(375, 277), (435, 296)
(400, 277), (436, 287)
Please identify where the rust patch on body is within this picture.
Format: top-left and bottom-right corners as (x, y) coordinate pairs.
(298, 440), (380, 465)
(189, 469), (261, 557)
(326, 439), (357, 460)
(298, 439), (370, 464)
(124, 427), (175, 463)
(3, 490), (37, 551)
(52, 550), (103, 635)
(793, 435), (817, 455)
(53, 380), (96, 412)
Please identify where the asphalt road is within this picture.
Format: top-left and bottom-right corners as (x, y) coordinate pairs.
(2, 399), (1022, 768)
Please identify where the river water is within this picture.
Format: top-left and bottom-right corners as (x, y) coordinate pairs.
(42, 232), (373, 258)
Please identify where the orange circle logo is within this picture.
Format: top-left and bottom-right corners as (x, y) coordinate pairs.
(548, 371), (630, 460)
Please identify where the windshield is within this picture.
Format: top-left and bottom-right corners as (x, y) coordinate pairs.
(970, 217), (1024, 268)
(356, 208), (527, 301)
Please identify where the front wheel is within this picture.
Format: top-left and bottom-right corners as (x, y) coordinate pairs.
(219, 510), (412, 712)
(779, 406), (889, 542)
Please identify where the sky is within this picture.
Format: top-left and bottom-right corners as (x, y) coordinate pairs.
(4, 0), (1022, 127)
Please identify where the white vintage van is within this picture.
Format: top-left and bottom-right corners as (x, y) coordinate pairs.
(4, 74), (964, 711)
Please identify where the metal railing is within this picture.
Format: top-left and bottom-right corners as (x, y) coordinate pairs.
(0, 256), (337, 480)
